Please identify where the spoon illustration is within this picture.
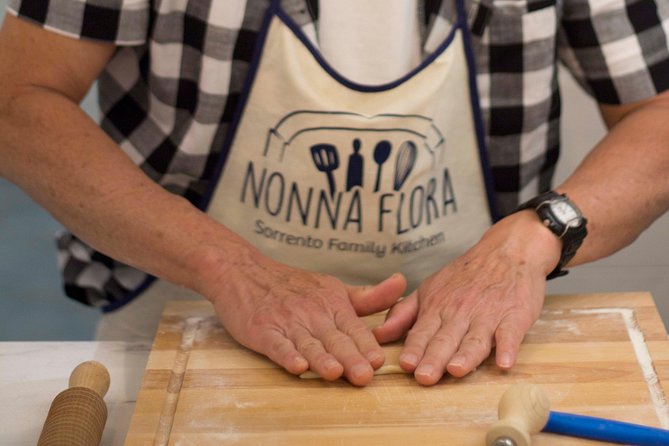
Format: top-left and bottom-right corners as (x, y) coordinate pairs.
(373, 140), (392, 192)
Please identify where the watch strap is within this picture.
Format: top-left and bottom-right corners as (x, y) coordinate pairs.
(516, 191), (588, 280)
(547, 222), (587, 279)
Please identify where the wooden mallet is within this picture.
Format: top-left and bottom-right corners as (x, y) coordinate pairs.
(486, 383), (669, 446)
(37, 360), (110, 446)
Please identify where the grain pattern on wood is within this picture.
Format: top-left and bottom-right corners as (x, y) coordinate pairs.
(125, 292), (669, 446)
(38, 361), (110, 446)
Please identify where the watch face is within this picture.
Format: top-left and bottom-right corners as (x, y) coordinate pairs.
(552, 200), (580, 225)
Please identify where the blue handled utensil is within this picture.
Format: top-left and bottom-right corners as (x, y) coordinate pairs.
(545, 411), (669, 445)
(486, 384), (669, 446)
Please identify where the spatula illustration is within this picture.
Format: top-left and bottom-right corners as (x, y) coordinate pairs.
(310, 143), (340, 198)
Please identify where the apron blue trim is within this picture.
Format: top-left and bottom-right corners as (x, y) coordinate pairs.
(199, 4), (277, 212)
(201, 0), (498, 222)
(273, 3), (461, 93)
(101, 275), (156, 313)
(456, 0), (501, 222)
(103, 4), (277, 312)
(103, 0), (500, 311)
(272, 0), (499, 220)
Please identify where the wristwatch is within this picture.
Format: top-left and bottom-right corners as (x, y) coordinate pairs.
(516, 191), (588, 280)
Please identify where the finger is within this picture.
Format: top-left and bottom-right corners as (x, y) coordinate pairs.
(494, 317), (528, 370)
(372, 292), (418, 343)
(334, 309), (385, 370)
(290, 325), (344, 381)
(446, 323), (496, 378)
(397, 309), (442, 373)
(348, 273), (407, 316)
(259, 330), (309, 375)
(313, 321), (374, 386)
(413, 319), (469, 386)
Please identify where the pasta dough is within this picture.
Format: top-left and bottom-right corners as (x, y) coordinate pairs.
(299, 363), (406, 379)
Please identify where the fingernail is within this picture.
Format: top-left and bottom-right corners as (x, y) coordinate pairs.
(366, 350), (384, 364)
(499, 352), (512, 368)
(448, 355), (464, 369)
(324, 358), (340, 371)
(294, 356), (308, 369)
(401, 354), (418, 367)
(351, 364), (371, 378)
(388, 272), (403, 282)
(415, 364), (434, 377)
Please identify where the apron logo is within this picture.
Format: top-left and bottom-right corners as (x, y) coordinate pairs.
(239, 111), (458, 236)
(309, 138), (417, 196)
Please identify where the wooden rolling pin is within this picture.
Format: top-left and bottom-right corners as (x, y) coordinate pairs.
(37, 361), (110, 446)
(486, 383), (669, 446)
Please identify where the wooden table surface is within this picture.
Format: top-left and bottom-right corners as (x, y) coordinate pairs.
(125, 292), (669, 445)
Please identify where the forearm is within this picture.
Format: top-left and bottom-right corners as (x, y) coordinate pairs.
(557, 98), (669, 265)
(0, 86), (256, 294)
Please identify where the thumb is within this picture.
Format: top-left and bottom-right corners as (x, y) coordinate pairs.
(372, 292), (418, 344)
(347, 272), (407, 316)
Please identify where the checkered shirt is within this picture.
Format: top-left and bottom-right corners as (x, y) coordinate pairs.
(7, 0), (669, 309)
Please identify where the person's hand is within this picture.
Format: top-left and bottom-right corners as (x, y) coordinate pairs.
(199, 250), (407, 386)
(373, 211), (561, 385)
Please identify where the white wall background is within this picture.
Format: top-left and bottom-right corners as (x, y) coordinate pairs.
(0, 0), (667, 337)
(549, 68), (669, 329)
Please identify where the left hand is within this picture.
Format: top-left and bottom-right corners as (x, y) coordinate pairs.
(372, 211), (562, 385)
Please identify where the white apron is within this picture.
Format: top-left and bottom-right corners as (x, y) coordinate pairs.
(202, 0), (498, 291)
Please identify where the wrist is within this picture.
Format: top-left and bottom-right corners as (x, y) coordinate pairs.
(487, 211), (562, 276)
(186, 234), (265, 301)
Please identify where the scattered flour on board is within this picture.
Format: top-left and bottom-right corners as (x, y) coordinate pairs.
(571, 308), (669, 428)
(531, 317), (582, 336)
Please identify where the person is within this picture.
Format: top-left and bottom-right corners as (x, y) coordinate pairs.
(0, 0), (667, 387)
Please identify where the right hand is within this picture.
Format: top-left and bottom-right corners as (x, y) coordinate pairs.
(198, 249), (407, 386)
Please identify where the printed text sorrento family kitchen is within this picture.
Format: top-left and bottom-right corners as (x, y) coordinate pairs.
(254, 220), (446, 258)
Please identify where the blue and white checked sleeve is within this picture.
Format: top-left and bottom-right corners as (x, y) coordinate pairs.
(6, 0), (149, 45)
(559, 0), (669, 104)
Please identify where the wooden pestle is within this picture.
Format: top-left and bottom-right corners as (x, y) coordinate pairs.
(37, 361), (110, 446)
(485, 384), (551, 446)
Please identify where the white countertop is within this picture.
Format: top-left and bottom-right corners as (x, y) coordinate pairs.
(0, 341), (151, 446)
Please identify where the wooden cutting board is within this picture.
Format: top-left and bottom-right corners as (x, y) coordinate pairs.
(125, 292), (669, 445)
